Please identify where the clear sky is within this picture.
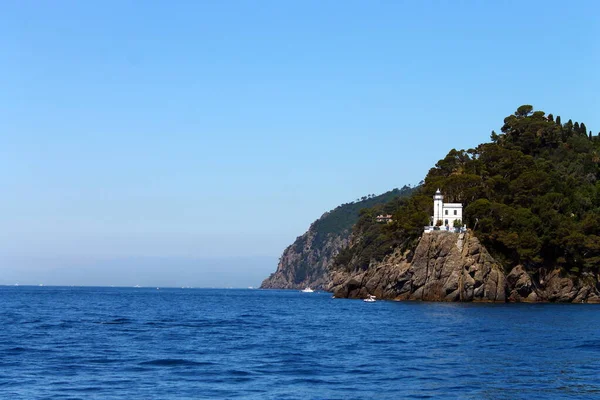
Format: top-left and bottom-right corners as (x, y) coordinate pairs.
(1, 1), (599, 286)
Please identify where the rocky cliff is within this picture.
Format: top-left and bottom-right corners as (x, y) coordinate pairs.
(260, 224), (350, 290)
(329, 231), (600, 303)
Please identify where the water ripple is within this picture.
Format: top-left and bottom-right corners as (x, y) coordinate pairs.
(1, 287), (599, 399)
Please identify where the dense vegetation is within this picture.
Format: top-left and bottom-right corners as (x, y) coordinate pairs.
(334, 106), (599, 276)
(308, 186), (415, 250)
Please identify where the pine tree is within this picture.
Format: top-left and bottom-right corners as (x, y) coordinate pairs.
(516, 105), (534, 117)
(490, 130), (499, 142)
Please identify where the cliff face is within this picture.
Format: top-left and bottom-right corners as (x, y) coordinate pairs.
(260, 224), (349, 290)
(329, 231), (506, 301)
(329, 231), (600, 303)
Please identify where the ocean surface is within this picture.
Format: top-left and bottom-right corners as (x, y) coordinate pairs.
(1, 287), (599, 399)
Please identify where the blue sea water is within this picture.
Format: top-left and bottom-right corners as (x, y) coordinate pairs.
(1, 287), (599, 399)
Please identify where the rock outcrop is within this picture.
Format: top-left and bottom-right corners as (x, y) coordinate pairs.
(507, 265), (539, 302)
(329, 231), (506, 302)
(504, 265), (600, 303)
(329, 231), (600, 303)
(537, 269), (600, 303)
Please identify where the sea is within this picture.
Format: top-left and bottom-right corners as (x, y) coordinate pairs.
(1, 286), (599, 399)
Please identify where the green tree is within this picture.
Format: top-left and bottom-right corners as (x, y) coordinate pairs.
(516, 105), (533, 117)
(490, 130), (499, 143)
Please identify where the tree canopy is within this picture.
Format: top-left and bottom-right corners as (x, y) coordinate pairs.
(334, 106), (599, 276)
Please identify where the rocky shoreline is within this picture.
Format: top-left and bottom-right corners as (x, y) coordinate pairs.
(328, 231), (600, 303)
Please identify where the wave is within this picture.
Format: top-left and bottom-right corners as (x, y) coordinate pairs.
(98, 318), (132, 325)
(139, 359), (214, 367)
(574, 340), (600, 350)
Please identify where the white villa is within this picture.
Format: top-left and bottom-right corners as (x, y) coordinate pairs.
(424, 189), (464, 232)
(376, 214), (393, 223)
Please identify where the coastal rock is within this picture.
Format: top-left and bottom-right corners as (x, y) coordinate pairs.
(542, 269), (578, 302)
(537, 269), (600, 303)
(507, 265), (539, 302)
(330, 231), (600, 303)
(328, 231), (507, 302)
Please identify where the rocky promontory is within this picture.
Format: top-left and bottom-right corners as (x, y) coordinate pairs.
(329, 231), (600, 303)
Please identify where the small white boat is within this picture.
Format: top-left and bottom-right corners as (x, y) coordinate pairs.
(301, 287), (314, 293)
(363, 295), (376, 302)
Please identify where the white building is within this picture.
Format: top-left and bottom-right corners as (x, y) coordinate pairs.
(432, 189), (463, 228)
(376, 214), (393, 223)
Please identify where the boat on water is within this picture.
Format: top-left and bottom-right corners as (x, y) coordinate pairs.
(301, 287), (314, 293)
(363, 295), (376, 302)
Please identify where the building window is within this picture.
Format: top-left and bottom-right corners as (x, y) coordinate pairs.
(445, 210), (448, 215)
(454, 210), (457, 215)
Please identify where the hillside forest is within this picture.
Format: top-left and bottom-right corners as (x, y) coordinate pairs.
(334, 106), (599, 279)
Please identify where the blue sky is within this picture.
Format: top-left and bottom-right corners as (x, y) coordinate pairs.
(1, 1), (599, 286)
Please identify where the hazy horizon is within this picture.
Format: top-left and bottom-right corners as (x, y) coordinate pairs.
(0, 255), (278, 288)
(2, 1), (599, 286)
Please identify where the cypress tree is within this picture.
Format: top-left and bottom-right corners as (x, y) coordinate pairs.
(581, 122), (587, 135)
(556, 115), (561, 126)
(547, 113), (554, 122)
(590, 131), (593, 140)
(574, 122), (580, 133)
